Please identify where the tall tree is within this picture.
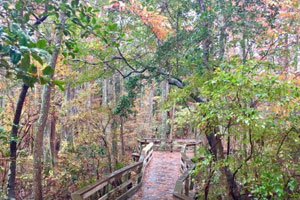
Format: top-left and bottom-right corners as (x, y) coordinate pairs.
(1, 1), (50, 198)
(32, 2), (66, 199)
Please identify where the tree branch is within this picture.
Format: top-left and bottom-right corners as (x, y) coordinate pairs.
(233, 128), (253, 179)
(276, 127), (299, 156)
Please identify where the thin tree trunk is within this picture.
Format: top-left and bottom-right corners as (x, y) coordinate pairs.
(161, 80), (169, 148)
(284, 33), (289, 73)
(50, 111), (56, 166)
(170, 103), (176, 141)
(33, 73), (54, 200)
(32, 7), (65, 199)
(296, 35), (299, 72)
(101, 135), (112, 173)
(102, 79), (108, 105)
(6, 83), (29, 199)
(148, 82), (154, 133)
(120, 117), (125, 156)
(111, 118), (118, 169)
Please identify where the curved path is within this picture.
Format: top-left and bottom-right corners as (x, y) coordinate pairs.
(130, 151), (181, 200)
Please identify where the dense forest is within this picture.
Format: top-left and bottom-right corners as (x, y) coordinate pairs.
(0, 0), (299, 199)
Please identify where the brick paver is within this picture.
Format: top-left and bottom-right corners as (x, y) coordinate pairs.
(129, 151), (182, 200)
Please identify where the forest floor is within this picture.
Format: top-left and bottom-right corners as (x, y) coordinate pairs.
(129, 151), (182, 200)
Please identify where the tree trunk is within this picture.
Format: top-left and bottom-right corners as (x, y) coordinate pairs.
(50, 111), (56, 166)
(148, 83), (154, 133)
(33, 83), (52, 200)
(284, 33), (289, 73)
(120, 117), (125, 156)
(161, 80), (169, 148)
(102, 79), (108, 105)
(101, 135), (112, 173)
(170, 103), (176, 140)
(295, 35), (299, 72)
(32, 7), (65, 199)
(111, 118), (118, 169)
(206, 132), (242, 200)
(6, 83), (29, 199)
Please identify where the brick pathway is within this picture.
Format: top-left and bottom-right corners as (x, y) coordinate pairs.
(129, 151), (182, 200)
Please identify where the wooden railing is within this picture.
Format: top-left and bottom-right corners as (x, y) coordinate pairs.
(71, 142), (153, 200)
(138, 138), (199, 152)
(173, 143), (198, 200)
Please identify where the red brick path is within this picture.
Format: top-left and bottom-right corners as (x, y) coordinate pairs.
(129, 151), (182, 200)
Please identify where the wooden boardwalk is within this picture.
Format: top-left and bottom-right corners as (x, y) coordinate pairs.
(129, 151), (182, 200)
(71, 140), (198, 200)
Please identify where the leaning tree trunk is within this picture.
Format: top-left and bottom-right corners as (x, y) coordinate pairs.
(6, 83), (29, 199)
(32, 7), (66, 200)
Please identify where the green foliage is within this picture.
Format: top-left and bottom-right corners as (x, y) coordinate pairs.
(0, 23), (51, 86)
(171, 60), (300, 199)
(113, 76), (140, 117)
(0, 126), (9, 141)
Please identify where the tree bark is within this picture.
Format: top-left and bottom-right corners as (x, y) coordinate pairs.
(6, 2), (49, 197)
(32, 7), (65, 199)
(111, 118), (118, 170)
(50, 111), (56, 166)
(120, 117), (125, 156)
(206, 132), (242, 200)
(148, 82), (154, 132)
(6, 83), (29, 199)
(170, 103), (176, 140)
(102, 79), (108, 105)
(101, 135), (112, 173)
(161, 80), (169, 148)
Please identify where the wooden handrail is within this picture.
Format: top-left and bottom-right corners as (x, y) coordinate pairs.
(173, 143), (198, 200)
(71, 142), (154, 200)
(138, 138), (200, 152)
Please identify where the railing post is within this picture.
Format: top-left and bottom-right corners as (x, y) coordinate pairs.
(184, 175), (190, 196)
(190, 176), (194, 190)
(139, 141), (142, 152)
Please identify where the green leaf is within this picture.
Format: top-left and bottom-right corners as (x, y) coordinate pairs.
(108, 24), (117, 31)
(19, 33), (27, 46)
(19, 53), (30, 71)
(92, 17), (96, 24)
(37, 39), (47, 49)
(62, 51), (68, 57)
(71, 0), (79, 7)
(53, 79), (65, 91)
(42, 66), (54, 75)
(10, 49), (22, 64)
(24, 13), (30, 23)
(32, 53), (43, 65)
(40, 76), (51, 85)
(11, 23), (20, 33)
(28, 64), (37, 74)
(112, 41), (120, 48)
(63, 30), (70, 36)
